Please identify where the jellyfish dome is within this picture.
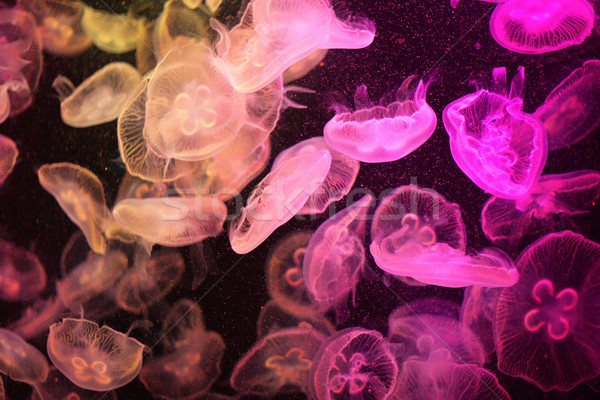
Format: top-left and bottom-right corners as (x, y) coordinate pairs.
(443, 66), (547, 199)
(0, 134), (18, 184)
(489, 0), (595, 54)
(324, 78), (437, 163)
(0, 238), (47, 302)
(0, 328), (49, 384)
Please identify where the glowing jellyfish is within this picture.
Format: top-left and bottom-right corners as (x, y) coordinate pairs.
(0, 328), (49, 384)
(38, 163), (109, 254)
(0, 239), (46, 302)
(324, 78), (437, 163)
(231, 327), (326, 396)
(47, 318), (146, 391)
(0, 135), (18, 184)
(303, 194), (374, 323)
(229, 149), (332, 254)
(272, 137), (360, 215)
(257, 300), (337, 338)
(309, 327), (399, 400)
(534, 59), (600, 150)
(460, 285), (501, 358)
(53, 62), (141, 128)
(443, 66), (547, 199)
(210, 0), (375, 93)
(482, 170), (600, 248)
(495, 231), (600, 391)
(8, 296), (65, 340)
(489, 0), (595, 54)
(32, 367), (118, 400)
(81, 6), (143, 54)
(283, 48), (328, 84)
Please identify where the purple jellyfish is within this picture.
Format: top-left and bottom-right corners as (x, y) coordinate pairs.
(460, 285), (502, 358)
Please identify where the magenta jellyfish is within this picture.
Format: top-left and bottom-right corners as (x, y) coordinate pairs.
(495, 231), (600, 391)
(0, 239), (46, 302)
(460, 285), (502, 358)
(489, 0), (595, 54)
(443, 66), (547, 199)
(534, 59), (600, 151)
(324, 78), (437, 163)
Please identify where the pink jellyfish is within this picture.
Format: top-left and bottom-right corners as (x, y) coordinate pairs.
(443, 66), (547, 199)
(324, 78), (437, 163)
(0, 327), (49, 384)
(495, 231), (600, 391)
(489, 0), (595, 54)
(0, 134), (18, 184)
(460, 285), (502, 358)
(32, 367), (117, 400)
(256, 300), (336, 338)
(0, 239), (46, 302)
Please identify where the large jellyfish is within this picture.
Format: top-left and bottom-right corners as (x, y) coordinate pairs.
(324, 78), (437, 163)
(495, 231), (600, 391)
(0, 135), (17, 184)
(0, 328), (49, 384)
(489, 0), (595, 54)
(443, 67), (547, 199)
(0, 239), (47, 302)
(81, 6), (144, 54)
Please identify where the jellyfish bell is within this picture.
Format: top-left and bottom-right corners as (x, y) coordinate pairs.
(32, 367), (118, 400)
(0, 238), (46, 302)
(81, 6), (144, 54)
(7, 296), (65, 340)
(0, 134), (18, 184)
(0, 327), (49, 384)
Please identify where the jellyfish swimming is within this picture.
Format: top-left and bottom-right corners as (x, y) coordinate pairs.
(81, 6), (143, 54)
(0, 134), (18, 184)
(0, 327), (49, 384)
(0, 239), (47, 302)
(460, 285), (501, 358)
(32, 367), (118, 400)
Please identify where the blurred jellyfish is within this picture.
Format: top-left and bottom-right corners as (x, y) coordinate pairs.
(231, 327), (327, 396)
(0, 135), (17, 184)
(0, 328), (49, 384)
(47, 318), (146, 391)
(52, 62), (141, 128)
(81, 6), (143, 54)
(324, 78), (437, 163)
(283, 48), (328, 84)
(8, 296), (65, 340)
(0, 239), (46, 302)
(534, 59), (600, 150)
(38, 163), (109, 254)
(257, 300), (337, 338)
(303, 194), (374, 323)
(309, 327), (399, 400)
(135, 20), (156, 75)
(482, 170), (600, 248)
(460, 285), (501, 358)
(32, 367), (118, 400)
(272, 137), (360, 215)
(443, 67), (547, 199)
(495, 231), (600, 391)
(489, 0), (595, 54)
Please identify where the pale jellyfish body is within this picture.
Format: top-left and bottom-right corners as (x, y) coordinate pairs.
(81, 6), (143, 54)
(0, 135), (18, 184)
(54, 62), (141, 128)
(32, 367), (118, 400)
(324, 79), (437, 163)
(460, 285), (501, 358)
(283, 48), (328, 84)
(0, 328), (49, 384)
(0, 239), (46, 302)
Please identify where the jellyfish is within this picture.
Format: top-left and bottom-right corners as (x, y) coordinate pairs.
(309, 327), (399, 400)
(489, 0), (595, 54)
(53, 62), (141, 128)
(47, 318), (146, 391)
(257, 300), (337, 338)
(324, 78), (437, 163)
(460, 285), (501, 358)
(495, 231), (600, 391)
(303, 194), (374, 323)
(272, 137), (360, 215)
(81, 6), (143, 54)
(32, 367), (118, 400)
(8, 296), (65, 340)
(481, 170), (600, 248)
(0, 328), (49, 384)
(231, 327), (327, 396)
(283, 48), (328, 84)
(38, 163), (109, 254)
(0, 135), (17, 184)
(229, 148), (332, 254)
(0, 239), (46, 302)
(534, 59), (600, 150)
(443, 66), (547, 199)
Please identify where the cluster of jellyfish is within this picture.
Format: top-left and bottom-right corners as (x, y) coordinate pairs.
(0, 0), (599, 398)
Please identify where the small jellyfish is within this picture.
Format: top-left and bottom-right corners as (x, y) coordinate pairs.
(534, 59), (600, 150)
(0, 239), (46, 302)
(0, 328), (49, 384)
(309, 327), (399, 400)
(47, 318), (146, 391)
(32, 367), (118, 400)
(283, 48), (328, 84)
(38, 163), (109, 254)
(324, 78), (437, 163)
(257, 300), (337, 338)
(272, 137), (360, 215)
(0, 134), (18, 184)
(231, 327), (327, 396)
(495, 231), (600, 391)
(81, 6), (144, 54)
(489, 0), (595, 54)
(53, 62), (141, 128)
(443, 66), (547, 199)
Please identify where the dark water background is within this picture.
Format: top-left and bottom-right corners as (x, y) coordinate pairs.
(1, 0), (600, 398)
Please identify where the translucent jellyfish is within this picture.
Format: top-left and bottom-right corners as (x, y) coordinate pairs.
(53, 62), (141, 128)
(392, 360), (510, 400)
(495, 231), (600, 391)
(0, 239), (46, 302)
(81, 6), (143, 54)
(489, 0), (595, 54)
(8, 296), (65, 340)
(534, 59), (600, 150)
(272, 137), (360, 215)
(257, 300), (337, 338)
(482, 170), (600, 248)
(460, 285), (501, 358)
(303, 194), (374, 323)
(0, 135), (18, 184)
(324, 78), (437, 163)
(47, 318), (146, 391)
(0, 328), (49, 384)
(309, 327), (399, 400)
(32, 367), (118, 400)
(112, 196), (227, 246)
(229, 149), (332, 254)
(283, 48), (328, 84)
(0, 7), (43, 118)
(443, 67), (547, 199)
(38, 163), (109, 254)
(210, 0), (375, 93)
(231, 327), (327, 396)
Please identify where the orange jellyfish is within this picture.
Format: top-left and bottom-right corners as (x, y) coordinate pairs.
(81, 6), (144, 54)
(0, 239), (46, 302)
(0, 135), (18, 184)
(32, 367), (118, 400)
(0, 327), (49, 384)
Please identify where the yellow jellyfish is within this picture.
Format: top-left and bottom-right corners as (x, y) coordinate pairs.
(81, 6), (144, 54)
